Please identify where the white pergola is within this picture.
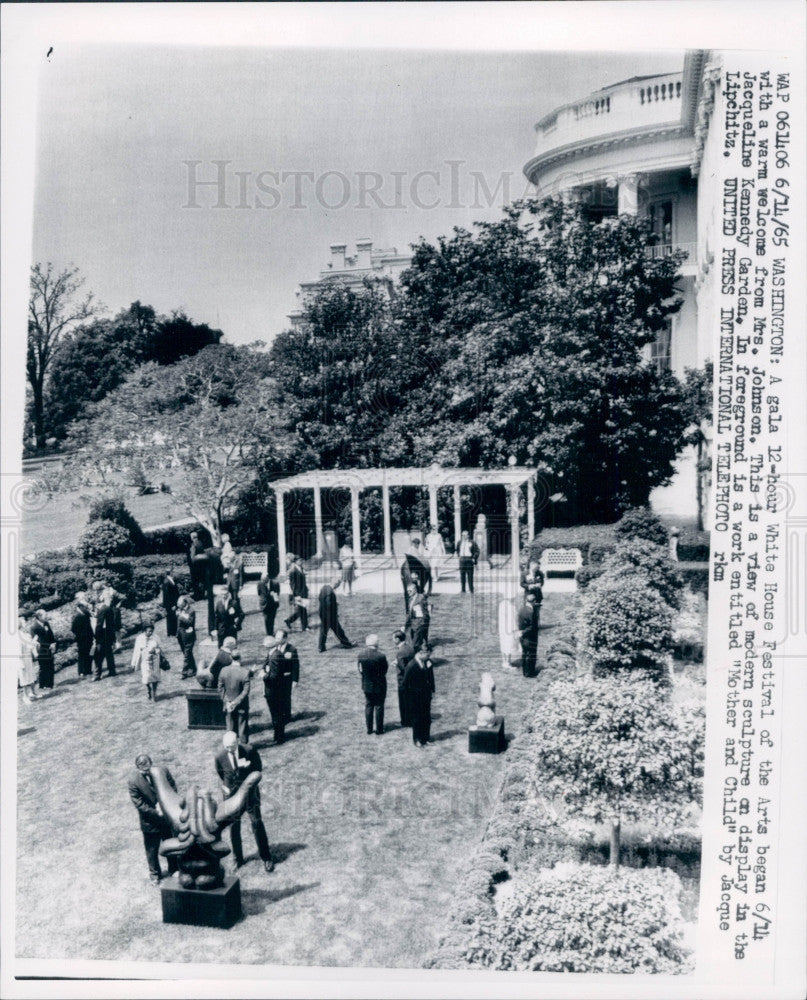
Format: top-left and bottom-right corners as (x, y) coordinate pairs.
(269, 465), (538, 571)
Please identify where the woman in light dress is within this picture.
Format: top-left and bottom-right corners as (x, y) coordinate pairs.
(339, 545), (356, 596)
(497, 597), (521, 670)
(18, 615), (39, 702)
(424, 525), (446, 582)
(131, 621), (164, 703)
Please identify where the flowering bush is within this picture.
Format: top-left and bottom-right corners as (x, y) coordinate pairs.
(489, 862), (691, 973)
(614, 506), (669, 547)
(579, 572), (673, 681)
(673, 588), (706, 659)
(77, 519), (134, 564)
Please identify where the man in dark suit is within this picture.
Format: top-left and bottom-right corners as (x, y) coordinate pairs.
(317, 580), (354, 653)
(187, 531), (207, 600)
(406, 538), (433, 596)
(70, 594), (94, 678)
(214, 732), (274, 873)
(127, 753), (179, 885)
(218, 652), (251, 742)
(457, 529), (480, 594)
(161, 571), (180, 639)
(262, 628), (299, 744)
(215, 585), (244, 648)
(403, 647), (435, 747)
(197, 636), (235, 688)
(392, 629), (414, 727)
(284, 555), (309, 632)
(400, 557), (414, 613)
(257, 572), (280, 636)
(405, 584), (430, 652)
(91, 599), (117, 681)
(31, 608), (57, 690)
(517, 592), (539, 678)
(358, 634), (388, 735)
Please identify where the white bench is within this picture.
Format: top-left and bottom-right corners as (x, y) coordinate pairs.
(240, 552), (268, 579)
(539, 547), (583, 579)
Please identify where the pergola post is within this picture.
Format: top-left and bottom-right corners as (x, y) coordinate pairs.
(351, 486), (362, 570)
(275, 488), (287, 574)
(453, 484), (462, 547)
(428, 483), (438, 532)
(382, 481), (392, 557)
(527, 477), (535, 542)
(510, 485), (521, 573)
(313, 485), (324, 557)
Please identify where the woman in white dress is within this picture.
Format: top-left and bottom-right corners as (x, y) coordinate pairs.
(424, 525), (446, 581)
(18, 615), (39, 702)
(497, 597), (521, 670)
(131, 621), (163, 703)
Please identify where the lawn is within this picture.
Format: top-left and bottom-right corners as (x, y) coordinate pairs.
(15, 587), (572, 969)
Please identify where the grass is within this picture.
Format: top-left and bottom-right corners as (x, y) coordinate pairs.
(15, 586), (574, 968)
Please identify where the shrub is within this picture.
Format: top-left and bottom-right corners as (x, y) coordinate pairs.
(525, 674), (704, 852)
(143, 522), (210, 555)
(677, 528), (710, 563)
(614, 506), (669, 547)
(680, 564), (709, 596)
(489, 863), (691, 973)
(579, 572), (674, 681)
(673, 588), (706, 660)
(574, 566), (604, 590)
(87, 496), (147, 553)
(603, 538), (683, 609)
(78, 520), (134, 563)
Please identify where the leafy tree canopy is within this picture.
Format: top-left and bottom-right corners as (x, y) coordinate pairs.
(62, 344), (294, 543)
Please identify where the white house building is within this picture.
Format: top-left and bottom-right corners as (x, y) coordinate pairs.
(288, 241), (412, 328)
(524, 50), (722, 524)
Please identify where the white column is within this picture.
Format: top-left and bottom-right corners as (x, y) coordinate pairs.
(382, 481), (392, 557)
(313, 485), (324, 557)
(351, 486), (362, 570)
(428, 483), (438, 531)
(527, 478), (535, 542)
(510, 485), (521, 574)
(453, 485), (462, 547)
(618, 173), (641, 216)
(275, 489), (287, 575)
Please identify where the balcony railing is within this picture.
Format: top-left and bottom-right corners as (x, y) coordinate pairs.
(533, 73), (683, 160)
(645, 241), (697, 261)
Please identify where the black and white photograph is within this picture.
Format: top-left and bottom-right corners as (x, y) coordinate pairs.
(1, 4), (805, 998)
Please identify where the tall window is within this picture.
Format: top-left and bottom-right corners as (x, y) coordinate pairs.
(650, 319), (672, 373)
(648, 199), (674, 248)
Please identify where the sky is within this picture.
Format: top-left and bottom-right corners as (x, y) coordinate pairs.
(32, 44), (684, 345)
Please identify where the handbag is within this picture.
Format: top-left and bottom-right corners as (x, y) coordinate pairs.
(159, 651), (171, 672)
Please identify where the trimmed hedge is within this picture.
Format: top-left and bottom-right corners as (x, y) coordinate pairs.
(602, 539), (684, 610)
(614, 506), (669, 547)
(78, 520), (134, 563)
(488, 863), (691, 973)
(87, 497), (148, 554)
(578, 572), (674, 682)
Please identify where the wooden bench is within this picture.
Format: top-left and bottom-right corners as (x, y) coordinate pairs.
(240, 551), (268, 579)
(539, 547), (583, 579)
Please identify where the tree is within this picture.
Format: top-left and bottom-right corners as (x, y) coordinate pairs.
(62, 344), (295, 544)
(27, 263), (97, 449)
(269, 279), (402, 469)
(393, 199), (689, 520)
(43, 303), (223, 442)
(527, 673), (703, 867)
(681, 361), (713, 531)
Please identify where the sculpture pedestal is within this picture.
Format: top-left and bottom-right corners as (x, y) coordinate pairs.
(161, 875), (242, 928)
(186, 689), (226, 730)
(468, 716), (506, 754)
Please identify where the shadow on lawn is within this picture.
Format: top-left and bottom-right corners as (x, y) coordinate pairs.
(157, 690), (188, 702)
(270, 842), (307, 865)
(18, 727), (37, 738)
(430, 728), (465, 743)
(241, 882), (320, 915)
(252, 725), (320, 750)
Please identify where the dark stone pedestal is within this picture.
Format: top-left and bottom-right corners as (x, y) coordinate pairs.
(161, 875), (242, 928)
(468, 716), (506, 754)
(186, 689), (226, 730)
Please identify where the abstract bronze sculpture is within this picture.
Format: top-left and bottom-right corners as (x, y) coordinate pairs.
(151, 765), (260, 890)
